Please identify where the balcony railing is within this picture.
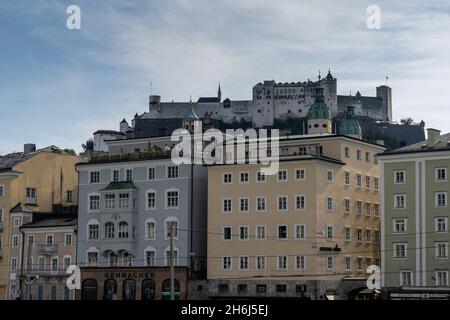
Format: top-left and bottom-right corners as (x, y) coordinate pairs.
(18, 268), (68, 278)
(89, 149), (172, 164)
(37, 244), (58, 255)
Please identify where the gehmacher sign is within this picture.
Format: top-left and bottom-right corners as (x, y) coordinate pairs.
(104, 272), (155, 279)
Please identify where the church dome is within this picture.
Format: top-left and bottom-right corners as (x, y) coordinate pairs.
(307, 87), (332, 120)
(340, 106), (362, 136)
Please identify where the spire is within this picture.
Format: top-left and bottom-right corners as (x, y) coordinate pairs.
(318, 70), (321, 81)
(217, 83), (222, 101)
(325, 68), (334, 80)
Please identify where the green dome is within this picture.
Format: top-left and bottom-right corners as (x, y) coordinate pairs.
(340, 106), (362, 136)
(307, 87), (332, 120)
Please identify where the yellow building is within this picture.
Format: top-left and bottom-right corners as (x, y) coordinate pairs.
(207, 134), (385, 299)
(0, 144), (79, 299)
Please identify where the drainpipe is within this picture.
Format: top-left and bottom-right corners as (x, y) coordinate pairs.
(19, 226), (25, 300)
(190, 163), (194, 279)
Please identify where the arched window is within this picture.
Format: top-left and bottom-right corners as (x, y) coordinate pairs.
(142, 279), (155, 300)
(105, 222), (115, 239)
(161, 279), (180, 300)
(122, 279), (136, 300)
(81, 279), (98, 300)
(103, 279), (117, 300)
(118, 221), (129, 239)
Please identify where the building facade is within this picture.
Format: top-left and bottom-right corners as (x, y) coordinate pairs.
(0, 144), (79, 299)
(206, 132), (385, 299)
(379, 128), (450, 298)
(75, 143), (208, 300)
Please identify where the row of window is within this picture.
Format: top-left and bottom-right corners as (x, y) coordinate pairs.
(394, 168), (448, 184)
(222, 170), (379, 191)
(88, 166), (179, 184)
(218, 283), (306, 295)
(393, 217), (448, 233)
(344, 147), (378, 164)
(399, 270), (449, 286)
(394, 192), (448, 209)
(10, 255), (72, 271)
(221, 255), (379, 272)
(0, 186), (73, 203)
(10, 233), (72, 247)
(85, 248), (179, 267)
(221, 225), (379, 242)
(88, 189), (179, 212)
(393, 242), (449, 259)
(221, 196), (380, 216)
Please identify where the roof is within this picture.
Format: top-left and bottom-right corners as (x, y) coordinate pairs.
(183, 106), (199, 119)
(21, 213), (77, 229)
(100, 181), (138, 191)
(197, 97), (220, 103)
(10, 203), (33, 213)
(94, 130), (125, 136)
(381, 132), (450, 156)
(339, 106), (362, 136)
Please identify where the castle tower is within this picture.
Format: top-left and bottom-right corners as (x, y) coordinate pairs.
(217, 83), (222, 102)
(307, 87), (332, 135)
(321, 69), (337, 113)
(149, 95), (161, 113)
(182, 98), (200, 133)
(339, 105), (362, 139)
(120, 118), (129, 134)
(376, 85), (392, 122)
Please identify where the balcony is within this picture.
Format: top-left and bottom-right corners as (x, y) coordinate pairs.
(37, 244), (58, 255)
(18, 269), (68, 278)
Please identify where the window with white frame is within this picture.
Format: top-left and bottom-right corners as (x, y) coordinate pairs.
(165, 219), (179, 239)
(256, 256), (266, 271)
(11, 257), (18, 271)
(326, 197), (333, 212)
(393, 243), (407, 258)
(299, 146), (307, 155)
(239, 197), (249, 213)
(435, 192), (447, 208)
(356, 201), (362, 215)
(295, 224), (306, 240)
(326, 170), (333, 182)
(239, 172), (249, 183)
(145, 250), (156, 266)
(366, 257), (372, 267)
(436, 168), (447, 182)
(148, 167), (155, 180)
(26, 187), (37, 204)
(277, 256), (288, 270)
(118, 221), (129, 239)
(344, 147), (350, 158)
(13, 218), (20, 227)
(296, 195), (305, 210)
(124, 168), (132, 181)
(118, 193), (129, 209)
(400, 271), (413, 286)
(112, 169), (120, 182)
(394, 194), (406, 209)
(374, 230), (380, 242)
(239, 256), (249, 271)
(239, 226), (249, 240)
(344, 171), (350, 186)
(356, 174), (362, 188)
(223, 173), (232, 184)
(146, 220), (155, 240)
(27, 235), (34, 246)
(295, 169), (305, 181)
(222, 198), (232, 213)
(357, 257), (363, 271)
(356, 150), (361, 160)
(345, 256), (351, 271)
(256, 171), (266, 182)
(374, 203), (380, 216)
(167, 166), (179, 179)
(393, 218), (407, 233)
(65, 233), (72, 246)
(365, 203), (371, 216)
(46, 234), (53, 245)
(394, 170), (405, 184)
(104, 194), (115, 209)
(63, 256), (71, 269)
(51, 257), (58, 271)
(88, 194), (100, 211)
(256, 225), (266, 240)
(277, 196), (288, 211)
(256, 197), (266, 212)
(105, 222), (115, 239)
(87, 251), (99, 267)
(327, 225), (333, 239)
(357, 228), (363, 242)
(344, 199), (351, 213)
(435, 242), (448, 258)
(365, 151), (370, 162)
(278, 225), (288, 239)
(222, 226), (232, 240)
(146, 191), (156, 209)
(222, 257), (232, 271)
(327, 256), (334, 271)
(88, 223), (99, 240)
(0, 185), (4, 197)
(296, 255), (306, 271)
(435, 217), (448, 232)
(166, 190), (179, 208)
(278, 169), (288, 181)
(435, 270), (449, 286)
(365, 229), (371, 242)
(374, 177), (379, 191)
(12, 235), (19, 247)
(89, 171), (100, 183)
(345, 227), (351, 241)
(38, 256), (45, 270)
(365, 176), (371, 189)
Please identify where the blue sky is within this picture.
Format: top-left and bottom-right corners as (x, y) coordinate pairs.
(1, 0), (450, 154)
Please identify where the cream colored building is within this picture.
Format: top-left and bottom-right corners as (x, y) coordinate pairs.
(0, 144), (79, 299)
(207, 134), (385, 299)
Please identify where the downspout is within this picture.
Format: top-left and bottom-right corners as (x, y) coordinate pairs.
(19, 226), (25, 300)
(190, 163), (194, 279)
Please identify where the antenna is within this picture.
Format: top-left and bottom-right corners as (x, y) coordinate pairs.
(385, 76), (389, 86)
(150, 82), (153, 95)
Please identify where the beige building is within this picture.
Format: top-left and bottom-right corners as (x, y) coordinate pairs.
(207, 134), (385, 299)
(0, 144), (79, 299)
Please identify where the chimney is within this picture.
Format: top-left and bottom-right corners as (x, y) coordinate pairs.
(24, 143), (36, 154)
(427, 128), (441, 146)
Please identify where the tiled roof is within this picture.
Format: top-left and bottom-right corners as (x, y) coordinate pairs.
(100, 181), (138, 191)
(21, 213), (77, 229)
(382, 132), (450, 155)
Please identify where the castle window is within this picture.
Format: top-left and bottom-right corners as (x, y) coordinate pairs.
(258, 109), (261, 113)
(314, 124), (319, 128)
(322, 124), (327, 128)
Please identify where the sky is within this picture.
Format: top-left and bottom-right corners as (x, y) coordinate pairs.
(1, 0), (450, 154)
